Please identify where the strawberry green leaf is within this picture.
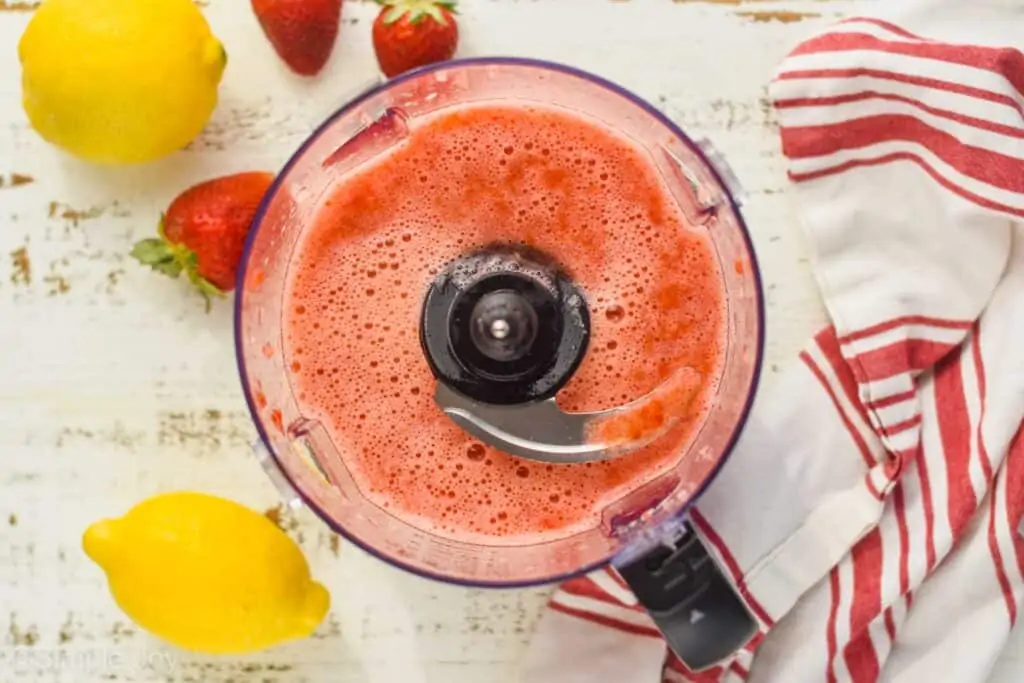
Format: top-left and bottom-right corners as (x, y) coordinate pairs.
(130, 238), (183, 278)
(382, 0), (454, 24)
(152, 260), (185, 278)
(424, 5), (445, 24)
(130, 238), (168, 263)
(131, 224), (224, 310)
(182, 255), (226, 313)
(156, 214), (169, 240)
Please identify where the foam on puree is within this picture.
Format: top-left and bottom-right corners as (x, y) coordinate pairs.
(283, 102), (725, 542)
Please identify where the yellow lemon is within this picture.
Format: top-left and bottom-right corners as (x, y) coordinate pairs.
(18, 0), (226, 164)
(83, 492), (330, 654)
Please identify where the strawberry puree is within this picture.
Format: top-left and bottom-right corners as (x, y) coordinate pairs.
(283, 103), (725, 542)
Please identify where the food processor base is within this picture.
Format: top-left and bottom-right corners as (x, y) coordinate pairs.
(617, 521), (759, 672)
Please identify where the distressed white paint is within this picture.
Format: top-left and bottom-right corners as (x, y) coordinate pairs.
(9, 1), (1016, 682)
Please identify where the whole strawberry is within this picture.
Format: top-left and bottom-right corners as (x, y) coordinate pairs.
(372, 0), (458, 78)
(252, 0), (342, 76)
(131, 172), (275, 309)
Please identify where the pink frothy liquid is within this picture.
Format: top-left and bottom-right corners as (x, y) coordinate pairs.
(283, 103), (725, 543)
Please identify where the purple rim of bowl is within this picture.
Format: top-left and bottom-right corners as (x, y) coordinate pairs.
(233, 56), (767, 589)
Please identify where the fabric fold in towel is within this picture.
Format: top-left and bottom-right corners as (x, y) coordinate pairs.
(522, 1), (1024, 681)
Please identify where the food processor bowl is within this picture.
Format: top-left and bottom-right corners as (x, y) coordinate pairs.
(235, 59), (763, 595)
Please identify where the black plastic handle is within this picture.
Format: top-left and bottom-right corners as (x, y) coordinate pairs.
(617, 521), (758, 672)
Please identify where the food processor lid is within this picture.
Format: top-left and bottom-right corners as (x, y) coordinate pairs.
(420, 243), (704, 464)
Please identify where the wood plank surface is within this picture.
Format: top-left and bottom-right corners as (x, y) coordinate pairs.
(0, 1), (865, 681)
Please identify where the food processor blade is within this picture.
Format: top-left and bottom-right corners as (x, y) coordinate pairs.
(434, 365), (702, 464)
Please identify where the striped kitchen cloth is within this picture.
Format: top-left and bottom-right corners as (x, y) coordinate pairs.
(522, 1), (1024, 681)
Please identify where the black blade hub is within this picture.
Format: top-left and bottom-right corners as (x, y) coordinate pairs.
(420, 244), (591, 405)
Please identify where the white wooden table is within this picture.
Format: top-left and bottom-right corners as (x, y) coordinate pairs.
(0, 1), (863, 681)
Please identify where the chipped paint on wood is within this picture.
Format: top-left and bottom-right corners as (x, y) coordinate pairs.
(54, 424), (145, 449)
(0, 173), (34, 188)
(264, 504), (286, 529)
(48, 201), (127, 226)
(109, 621), (138, 642)
(8, 614), (40, 646)
(58, 613), (75, 644)
(671, 0), (827, 24)
(43, 273), (70, 296)
(156, 409), (251, 450)
(0, 0), (38, 11)
(738, 10), (821, 22)
(10, 247), (30, 285)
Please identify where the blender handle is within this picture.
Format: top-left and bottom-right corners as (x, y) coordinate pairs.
(251, 439), (305, 512)
(616, 520), (759, 673)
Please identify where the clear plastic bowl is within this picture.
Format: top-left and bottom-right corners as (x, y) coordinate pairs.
(234, 58), (764, 587)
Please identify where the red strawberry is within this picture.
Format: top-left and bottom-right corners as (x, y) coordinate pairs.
(252, 0), (342, 76)
(131, 172), (275, 309)
(372, 0), (458, 78)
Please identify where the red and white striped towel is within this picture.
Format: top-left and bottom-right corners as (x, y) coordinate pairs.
(522, 2), (1024, 682)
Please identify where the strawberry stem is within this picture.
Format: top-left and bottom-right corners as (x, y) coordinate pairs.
(185, 262), (226, 313)
(131, 217), (226, 312)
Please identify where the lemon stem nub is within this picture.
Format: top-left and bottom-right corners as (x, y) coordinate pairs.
(83, 519), (120, 569)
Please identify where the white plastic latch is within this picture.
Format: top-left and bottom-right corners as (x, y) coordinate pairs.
(252, 439), (303, 511)
(696, 137), (748, 208)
